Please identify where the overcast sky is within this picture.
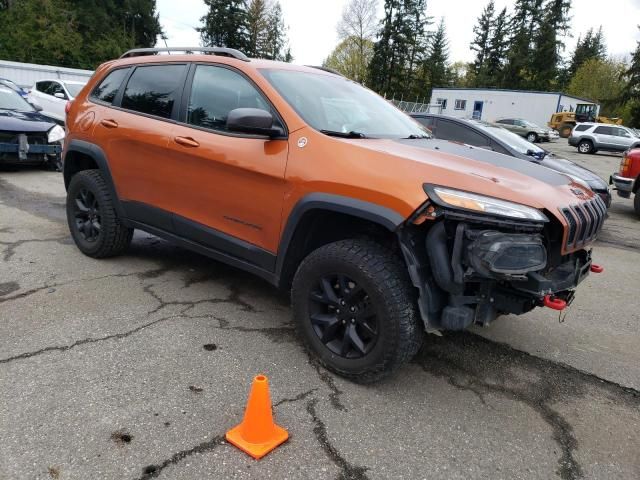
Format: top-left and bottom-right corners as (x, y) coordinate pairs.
(156, 0), (640, 65)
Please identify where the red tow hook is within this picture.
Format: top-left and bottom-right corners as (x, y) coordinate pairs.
(590, 264), (604, 273)
(543, 295), (567, 311)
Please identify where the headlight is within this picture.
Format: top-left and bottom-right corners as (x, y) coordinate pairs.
(47, 125), (65, 143)
(424, 185), (548, 222)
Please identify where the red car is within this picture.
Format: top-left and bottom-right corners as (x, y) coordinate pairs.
(611, 148), (640, 216)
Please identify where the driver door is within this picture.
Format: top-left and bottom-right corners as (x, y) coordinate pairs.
(166, 64), (289, 256)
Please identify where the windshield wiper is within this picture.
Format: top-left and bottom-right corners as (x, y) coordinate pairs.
(404, 134), (430, 139)
(320, 129), (368, 139)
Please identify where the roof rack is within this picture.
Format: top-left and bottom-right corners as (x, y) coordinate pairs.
(119, 47), (249, 62)
(306, 65), (343, 76)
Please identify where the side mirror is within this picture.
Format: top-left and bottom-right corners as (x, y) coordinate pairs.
(226, 108), (281, 137)
(54, 92), (66, 99)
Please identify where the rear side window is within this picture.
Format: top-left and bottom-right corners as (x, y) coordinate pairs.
(413, 116), (434, 130)
(614, 127), (630, 137)
(36, 81), (52, 93)
(92, 68), (130, 105)
(121, 64), (187, 119)
(594, 126), (613, 135)
(574, 124), (590, 132)
(435, 119), (490, 147)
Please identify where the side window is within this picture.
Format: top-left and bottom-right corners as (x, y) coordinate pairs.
(436, 98), (447, 109)
(91, 68), (130, 105)
(186, 65), (281, 133)
(496, 119), (510, 125)
(594, 126), (612, 135)
(413, 116), (434, 130)
(454, 99), (466, 110)
(615, 128), (630, 138)
(490, 141), (510, 155)
(121, 64), (187, 119)
(36, 81), (52, 93)
(435, 119), (490, 146)
(574, 124), (590, 132)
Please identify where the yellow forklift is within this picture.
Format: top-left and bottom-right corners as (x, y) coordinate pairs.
(549, 103), (623, 138)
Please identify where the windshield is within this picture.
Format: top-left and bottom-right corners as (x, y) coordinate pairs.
(260, 69), (428, 139)
(64, 82), (84, 97)
(473, 121), (545, 155)
(0, 86), (34, 111)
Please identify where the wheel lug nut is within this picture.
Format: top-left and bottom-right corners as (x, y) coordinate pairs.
(336, 309), (340, 313)
(350, 306), (355, 312)
(342, 320), (346, 324)
(340, 300), (346, 306)
(351, 318), (355, 323)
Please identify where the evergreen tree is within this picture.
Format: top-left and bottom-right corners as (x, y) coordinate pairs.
(198, 0), (249, 51)
(568, 27), (607, 78)
(246, 0), (269, 58)
(368, 0), (429, 98)
(424, 19), (450, 88)
(0, 0), (161, 69)
(485, 6), (508, 86)
(264, 2), (288, 61)
(501, 0), (542, 88)
(529, 0), (571, 90)
(622, 27), (640, 127)
(470, 0), (494, 86)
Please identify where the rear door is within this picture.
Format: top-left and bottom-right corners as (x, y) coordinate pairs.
(91, 63), (189, 230)
(166, 63), (289, 256)
(611, 127), (635, 150)
(592, 126), (615, 148)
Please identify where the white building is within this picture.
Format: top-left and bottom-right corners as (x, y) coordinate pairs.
(0, 60), (93, 88)
(429, 88), (598, 127)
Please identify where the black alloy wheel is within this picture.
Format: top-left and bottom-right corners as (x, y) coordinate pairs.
(308, 273), (378, 359)
(73, 188), (102, 242)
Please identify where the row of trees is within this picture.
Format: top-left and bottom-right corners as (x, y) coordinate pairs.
(0, 0), (291, 70)
(324, 0), (640, 126)
(0, 0), (162, 69)
(325, 0), (451, 100)
(198, 0), (291, 61)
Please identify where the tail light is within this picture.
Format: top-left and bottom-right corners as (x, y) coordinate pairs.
(65, 101), (72, 116)
(619, 154), (630, 177)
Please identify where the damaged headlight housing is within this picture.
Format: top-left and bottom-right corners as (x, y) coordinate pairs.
(47, 125), (65, 143)
(424, 185), (548, 222)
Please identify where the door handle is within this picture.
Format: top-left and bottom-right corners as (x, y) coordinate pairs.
(174, 136), (200, 148)
(100, 119), (118, 129)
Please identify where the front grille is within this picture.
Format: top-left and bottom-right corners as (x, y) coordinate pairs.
(560, 196), (607, 250)
(0, 131), (49, 161)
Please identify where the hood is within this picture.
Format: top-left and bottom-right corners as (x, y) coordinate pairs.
(0, 109), (57, 133)
(540, 154), (608, 190)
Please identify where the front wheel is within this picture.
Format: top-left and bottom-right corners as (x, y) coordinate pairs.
(291, 239), (423, 383)
(66, 169), (133, 258)
(578, 140), (593, 154)
(526, 132), (538, 143)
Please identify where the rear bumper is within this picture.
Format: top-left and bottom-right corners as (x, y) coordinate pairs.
(610, 173), (634, 198)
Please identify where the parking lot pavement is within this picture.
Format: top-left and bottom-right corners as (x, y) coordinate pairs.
(1, 154), (639, 480)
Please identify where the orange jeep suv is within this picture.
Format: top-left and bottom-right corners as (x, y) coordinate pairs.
(63, 47), (606, 382)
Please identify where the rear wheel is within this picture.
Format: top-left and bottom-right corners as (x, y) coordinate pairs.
(526, 132), (538, 143)
(578, 140), (594, 154)
(291, 239), (422, 383)
(559, 123), (573, 138)
(634, 192), (640, 218)
(66, 169), (133, 258)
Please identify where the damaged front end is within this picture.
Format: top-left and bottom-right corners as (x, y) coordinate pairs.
(399, 185), (605, 331)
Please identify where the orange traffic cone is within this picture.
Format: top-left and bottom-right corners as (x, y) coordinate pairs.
(225, 374), (289, 459)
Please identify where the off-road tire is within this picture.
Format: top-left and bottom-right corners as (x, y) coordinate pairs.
(578, 140), (594, 154)
(66, 169), (133, 258)
(291, 239), (423, 383)
(526, 132), (538, 143)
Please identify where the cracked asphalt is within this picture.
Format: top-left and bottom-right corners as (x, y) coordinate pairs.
(1, 141), (639, 480)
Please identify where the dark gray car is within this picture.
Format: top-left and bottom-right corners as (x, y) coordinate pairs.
(411, 113), (611, 207)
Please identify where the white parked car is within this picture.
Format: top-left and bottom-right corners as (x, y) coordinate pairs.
(28, 79), (86, 122)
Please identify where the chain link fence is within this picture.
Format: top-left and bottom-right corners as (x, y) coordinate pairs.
(389, 99), (443, 114)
